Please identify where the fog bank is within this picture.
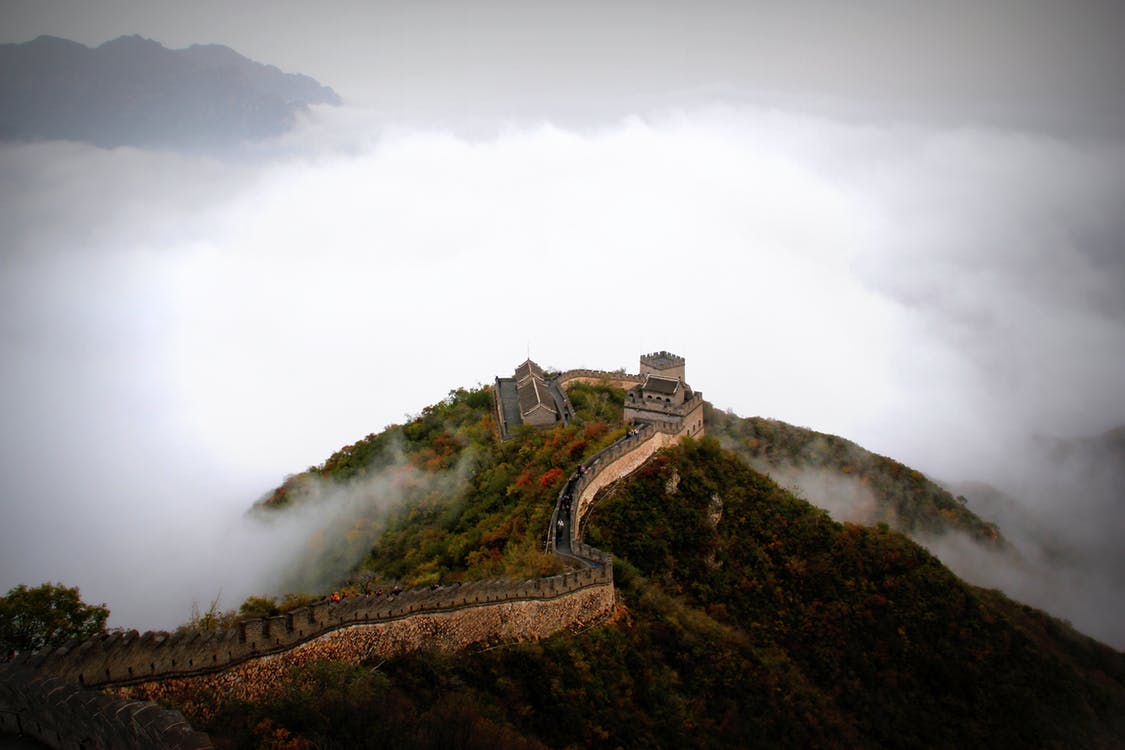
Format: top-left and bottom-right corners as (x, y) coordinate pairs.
(1, 103), (1123, 633)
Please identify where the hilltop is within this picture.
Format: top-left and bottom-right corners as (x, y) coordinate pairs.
(249, 381), (1000, 598)
(0, 34), (340, 151)
(108, 378), (1124, 748)
(4, 361), (1122, 748)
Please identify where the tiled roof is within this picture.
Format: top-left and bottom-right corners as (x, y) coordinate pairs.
(514, 359), (545, 384)
(518, 375), (557, 416)
(644, 375), (680, 395)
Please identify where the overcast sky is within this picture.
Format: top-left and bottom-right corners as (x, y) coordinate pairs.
(5, 0), (1125, 135)
(1, 1), (1123, 636)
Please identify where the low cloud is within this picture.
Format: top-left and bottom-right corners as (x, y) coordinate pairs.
(943, 431), (1125, 648)
(1, 103), (1122, 637)
(767, 460), (1125, 649)
(746, 463), (882, 527)
(249, 443), (475, 598)
(916, 529), (1125, 651)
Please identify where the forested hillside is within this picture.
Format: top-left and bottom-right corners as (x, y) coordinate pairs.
(705, 405), (1001, 541)
(249, 382), (626, 600)
(141, 385), (1125, 749)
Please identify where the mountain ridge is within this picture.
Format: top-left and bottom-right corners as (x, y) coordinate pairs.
(120, 393), (1125, 747)
(5, 378), (1124, 747)
(0, 34), (340, 151)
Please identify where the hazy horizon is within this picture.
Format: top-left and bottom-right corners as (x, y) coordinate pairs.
(1, 1), (1123, 646)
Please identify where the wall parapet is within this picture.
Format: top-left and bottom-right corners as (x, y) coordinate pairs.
(556, 369), (644, 388)
(0, 662), (212, 749)
(625, 390), (705, 417)
(549, 415), (691, 561)
(10, 568), (611, 690)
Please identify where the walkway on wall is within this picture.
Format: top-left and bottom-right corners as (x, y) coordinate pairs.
(547, 418), (684, 570)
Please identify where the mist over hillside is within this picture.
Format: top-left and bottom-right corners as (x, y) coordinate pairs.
(0, 34), (340, 151)
(708, 408), (1125, 649)
(946, 427), (1125, 648)
(0, 3), (1123, 651)
(111, 417), (1125, 749)
(2, 99), (1123, 633)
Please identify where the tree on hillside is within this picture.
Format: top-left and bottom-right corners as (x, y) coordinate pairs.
(0, 582), (109, 656)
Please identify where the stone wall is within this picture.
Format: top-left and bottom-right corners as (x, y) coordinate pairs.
(571, 425), (680, 525)
(623, 390), (704, 418)
(556, 369), (644, 392)
(639, 351), (686, 382)
(546, 417), (696, 555)
(0, 663), (212, 749)
(6, 563), (615, 743)
(14, 568), (612, 691)
(674, 397), (705, 439)
(116, 584), (615, 710)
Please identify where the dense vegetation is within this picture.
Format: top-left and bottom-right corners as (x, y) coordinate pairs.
(0, 582), (109, 655)
(705, 404), (1001, 542)
(249, 382), (627, 603)
(585, 439), (1125, 747)
(174, 403), (1124, 748)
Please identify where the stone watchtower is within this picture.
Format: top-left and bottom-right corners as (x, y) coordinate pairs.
(639, 351), (685, 382)
(494, 359), (573, 439)
(624, 351), (704, 438)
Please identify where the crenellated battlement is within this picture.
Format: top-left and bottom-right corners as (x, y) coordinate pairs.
(0, 662), (212, 748)
(11, 568), (612, 690)
(555, 368), (644, 389)
(640, 350), (685, 369)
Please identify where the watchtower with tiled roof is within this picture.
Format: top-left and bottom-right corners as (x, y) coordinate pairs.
(514, 359), (546, 386)
(515, 360), (558, 427)
(494, 359), (573, 439)
(624, 351), (704, 438)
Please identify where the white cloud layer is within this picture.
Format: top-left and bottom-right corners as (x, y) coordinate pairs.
(1, 104), (1123, 634)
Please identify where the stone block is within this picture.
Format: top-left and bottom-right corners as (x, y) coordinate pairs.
(309, 600), (332, 628)
(240, 618), (266, 647)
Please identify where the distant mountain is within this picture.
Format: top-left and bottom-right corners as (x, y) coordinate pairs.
(0, 34), (341, 150)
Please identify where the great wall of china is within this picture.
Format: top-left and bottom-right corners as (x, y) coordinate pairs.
(0, 364), (702, 749)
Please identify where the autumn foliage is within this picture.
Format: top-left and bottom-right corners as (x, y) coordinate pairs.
(173, 386), (1125, 748)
